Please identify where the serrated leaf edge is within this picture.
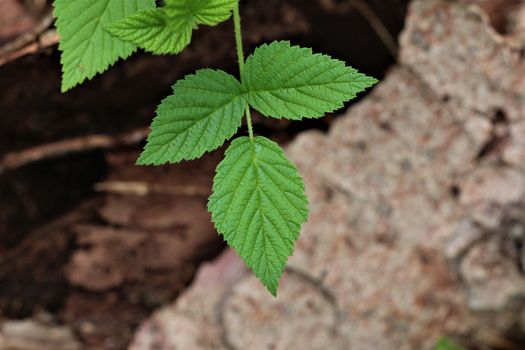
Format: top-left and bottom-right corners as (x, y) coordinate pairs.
(208, 136), (309, 296)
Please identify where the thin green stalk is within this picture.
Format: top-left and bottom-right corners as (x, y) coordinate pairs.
(233, 3), (254, 140)
(244, 106), (254, 140)
(233, 5), (245, 73)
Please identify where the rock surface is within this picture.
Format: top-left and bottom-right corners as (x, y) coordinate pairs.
(130, 1), (525, 349)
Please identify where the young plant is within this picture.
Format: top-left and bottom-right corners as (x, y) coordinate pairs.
(53, 0), (377, 296)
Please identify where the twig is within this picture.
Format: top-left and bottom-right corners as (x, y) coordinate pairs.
(0, 11), (57, 66)
(0, 127), (149, 175)
(0, 29), (59, 66)
(0, 11), (54, 54)
(94, 181), (210, 197)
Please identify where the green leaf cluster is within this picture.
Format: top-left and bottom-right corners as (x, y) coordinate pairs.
(138, 41), (376, 294)
(139, 41), (377, 164)
(54, 0), (236, 91)
(53, 0), (378, 295)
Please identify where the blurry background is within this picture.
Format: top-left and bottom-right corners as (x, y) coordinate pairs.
(1, 1), (525, 350)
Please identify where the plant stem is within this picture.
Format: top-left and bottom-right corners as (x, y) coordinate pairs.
(233, 5), (245, 73)
(233, 3), (254, 140)
(244, 105), (254, 140)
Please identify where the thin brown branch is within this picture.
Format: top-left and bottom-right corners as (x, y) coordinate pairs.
(0, 11), (57, 66)
(0, 127), (149, 175)
(0, 29), (59, 66)
(94, 181), (210, 197)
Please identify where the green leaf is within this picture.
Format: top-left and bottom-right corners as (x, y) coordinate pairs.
(165, 0), (237, 26)
(53, 0), (155, 92)
(105, 8), (194, 55)
(208, 136), (309, 296)
(434, 337), (466, 350)
(106, 0), (237, 54)
(137, 69), (245, 165)
(242, 41), (378, 120)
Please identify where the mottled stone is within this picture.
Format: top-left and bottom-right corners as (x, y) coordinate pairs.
(130, 1), (525, 349)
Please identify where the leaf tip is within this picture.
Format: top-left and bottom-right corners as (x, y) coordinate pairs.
(136, 153), (152, 166)
(60, 84), (70, 93)
(368, 76), (380, 86)
(261, 275), (279, 297)
(60, 77), (76, 93)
